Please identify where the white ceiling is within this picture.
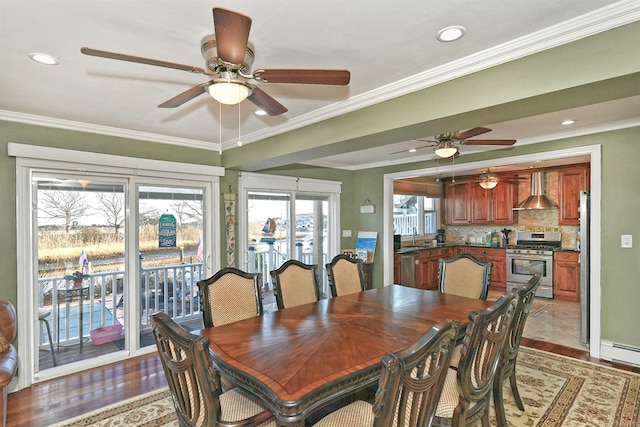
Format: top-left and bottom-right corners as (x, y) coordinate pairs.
(2, 0), (640, 170)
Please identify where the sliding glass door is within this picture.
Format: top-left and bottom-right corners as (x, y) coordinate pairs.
(12, 144), (221, 386)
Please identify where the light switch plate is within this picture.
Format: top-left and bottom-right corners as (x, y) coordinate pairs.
(342, 229), (352, 237)
(621, 234), (633, 248)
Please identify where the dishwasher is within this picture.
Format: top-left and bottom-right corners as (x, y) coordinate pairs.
(400, 251), (419, 287)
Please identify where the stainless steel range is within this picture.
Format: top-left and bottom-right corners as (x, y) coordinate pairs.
(506, 231), (562, 298)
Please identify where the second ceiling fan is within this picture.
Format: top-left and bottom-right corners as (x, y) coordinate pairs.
(399, 127), (517, 158)
(81, 7), (350, 116)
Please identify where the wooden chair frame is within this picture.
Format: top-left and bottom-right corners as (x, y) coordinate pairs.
(438, 253), (492, 300)
(325, 254), (366, 298)
(197, 267), (263, 328)
(373, 320), (459, 427)
(151, 312), (274, 427)
(433, 291), (517, 427)
(270, 260), (321, 310)
(493, 274), (542, 427)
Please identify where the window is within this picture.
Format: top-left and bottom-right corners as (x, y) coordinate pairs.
(393, 195), (440, 236)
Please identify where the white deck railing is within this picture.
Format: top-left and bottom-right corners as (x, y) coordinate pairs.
(37, 262), (204, 349)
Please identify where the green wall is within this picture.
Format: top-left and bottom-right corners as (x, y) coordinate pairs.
(2, 120), (640, 350)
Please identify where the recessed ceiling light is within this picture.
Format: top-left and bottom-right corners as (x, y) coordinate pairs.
(436, 26), (466, 42)
(255, 110), (267, 116)
(409, 148), (417, 153)
(29, 52), (59, 65)
(561, 119), (576, 125)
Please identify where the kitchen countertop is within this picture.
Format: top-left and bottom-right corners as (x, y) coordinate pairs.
(394, 244), (504, 254)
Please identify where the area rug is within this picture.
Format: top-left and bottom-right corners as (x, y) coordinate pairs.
(51, 347), (640, 426)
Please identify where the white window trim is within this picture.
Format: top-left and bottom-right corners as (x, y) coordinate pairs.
(10, 143), (222, 389)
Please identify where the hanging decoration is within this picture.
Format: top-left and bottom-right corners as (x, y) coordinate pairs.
(224, 192), (236, 267)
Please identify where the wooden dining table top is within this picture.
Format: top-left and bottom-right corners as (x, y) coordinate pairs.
(199, 284), (492, 426)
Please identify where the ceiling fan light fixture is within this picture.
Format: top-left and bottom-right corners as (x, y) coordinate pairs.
(479, 179), (499, 189)
(434, 142), (458, 158)
(208, 81), (252, 105)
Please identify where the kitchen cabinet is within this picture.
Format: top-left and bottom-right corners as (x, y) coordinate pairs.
(471, 179), (516, 224)
(393, 254), (401, 284)
(553, 251), (580, 302)
(418, 247), (453, 290)
(559, 165), (590, 225)
(444, 178), (515, 225)
(457, 247), (507, 292)
(444, 182), (471, 224)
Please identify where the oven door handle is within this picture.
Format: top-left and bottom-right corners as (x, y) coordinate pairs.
(506, 254), (552, 261)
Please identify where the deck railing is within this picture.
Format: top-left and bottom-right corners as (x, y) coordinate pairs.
(37, 262), (204, 349)
(248, 242), (329, 296)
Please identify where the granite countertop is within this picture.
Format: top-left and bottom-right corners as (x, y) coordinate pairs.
(394, 243), (505, 253)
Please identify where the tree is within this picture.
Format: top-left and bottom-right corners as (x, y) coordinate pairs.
(39, 190), (90, 233)
(170, 200), (203, 225)
(95, 192), (124, 233)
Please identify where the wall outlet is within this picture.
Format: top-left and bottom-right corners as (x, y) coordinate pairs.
(621, 234), (632, 248)
(342, 229), (352, 238)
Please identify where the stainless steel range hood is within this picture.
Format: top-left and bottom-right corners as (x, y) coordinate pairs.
(513, 172), (557, 210)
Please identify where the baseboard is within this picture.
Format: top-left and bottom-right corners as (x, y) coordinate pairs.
(600, 340), (640, 367)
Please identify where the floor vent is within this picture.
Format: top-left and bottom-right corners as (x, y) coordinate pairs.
(601, 340), (640, 367)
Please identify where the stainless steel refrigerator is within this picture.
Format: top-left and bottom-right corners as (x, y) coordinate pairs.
(579, 191), (590, 347)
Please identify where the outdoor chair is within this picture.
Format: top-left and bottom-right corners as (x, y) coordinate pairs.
(197, 267), (264, 328)
(312, 319), (459, 427)
(38, 308), (56, 366)
(438, 253), (492, 300)
(326, 254), (366, 297)
(270, 260), (321, 310)
(493, 274), (542, 427)
(433, 290), (517, 427)
(150, 312), (275, 427)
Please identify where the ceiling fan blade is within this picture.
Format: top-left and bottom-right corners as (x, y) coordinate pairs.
(158, 83), (207, 108)
(213, 8), (252, 64)
(254, 69), (351, 85)
(81, 47), (205, 74)
(247, 86), (288, 116)
(454, 127), (491, 140)
(463, 139), (517, 146)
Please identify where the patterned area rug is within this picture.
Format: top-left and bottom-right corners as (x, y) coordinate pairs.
(51, 347), (640, 426)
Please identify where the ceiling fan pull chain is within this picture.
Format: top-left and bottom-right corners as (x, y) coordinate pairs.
(219, 103), (223, 155)
(237, 98), (243, 147)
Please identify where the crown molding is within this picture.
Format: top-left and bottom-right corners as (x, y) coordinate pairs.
(0, 110), (220, 152)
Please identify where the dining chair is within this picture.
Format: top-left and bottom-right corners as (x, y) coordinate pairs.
(433, 290), (517, 427)
(312, 319), (459, 427)
(150, 312), (275, 427)
(270, 259), (321, 309)
(325, 254), (366, 297)
(197, 267), (264, 328)
(438, 253), (492, 300)
(493, 274), (542, 427)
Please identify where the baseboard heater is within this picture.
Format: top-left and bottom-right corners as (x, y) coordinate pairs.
(601, 340), (640, 367)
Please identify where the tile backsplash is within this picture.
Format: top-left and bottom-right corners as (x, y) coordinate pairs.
(444, 221), (578, 249)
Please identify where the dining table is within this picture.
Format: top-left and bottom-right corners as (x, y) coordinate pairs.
(199, 284), (493, 426)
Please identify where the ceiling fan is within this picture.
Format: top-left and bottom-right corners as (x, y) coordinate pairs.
(80, 7), (350, 116)
(393, 127), (516, 158)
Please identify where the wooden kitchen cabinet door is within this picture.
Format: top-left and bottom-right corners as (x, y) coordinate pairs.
(444, 181), (471, 224)
(471, 184), (491, 223)
(554, 251), (580, 301)
(559, 165), (590, 225)
(491, 180), (515, 224)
